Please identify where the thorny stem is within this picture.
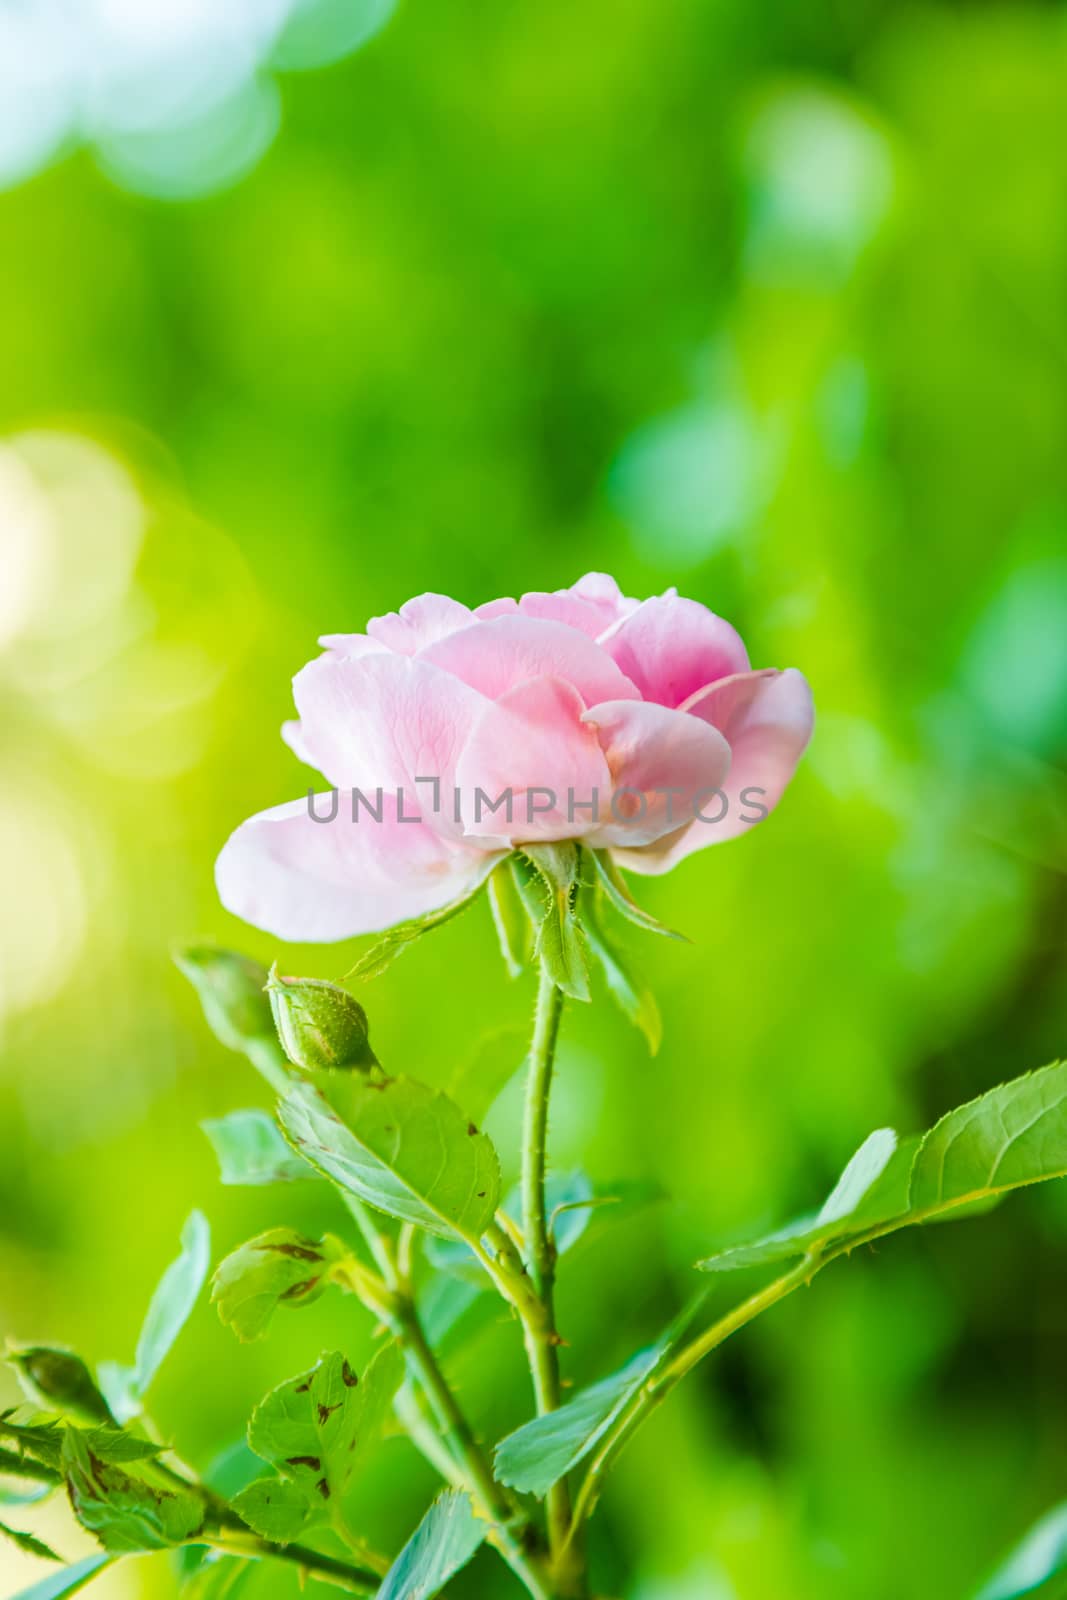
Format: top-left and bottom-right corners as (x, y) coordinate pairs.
(345, 1191), (554, 1600)
(520, 965), (583, 1596)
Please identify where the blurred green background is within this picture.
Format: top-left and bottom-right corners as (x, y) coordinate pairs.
(2, 1), (1067, 1597)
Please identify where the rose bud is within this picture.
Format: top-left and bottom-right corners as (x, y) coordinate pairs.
(7, 1345), (115, 1426)
(266, 969), (378, 1072)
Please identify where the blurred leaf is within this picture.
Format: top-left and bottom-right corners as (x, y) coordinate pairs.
(416, 1275), (487, 1349)
(0, 1518), (62, 1560)
(231, 1475), (314, 1544)
(581, 890), (662, 1053)
(279, 1075), (501, 1242)
(62, 1429), (204, 1552)
(445, 1026), (527, 1127)
(345, 878), (491, 982)
(181, 1553), (255, 1599)
(174, 948), (288, 1094)
(6, 1554), (113, 1600)
(100, 1212), (210, 1422)
(487, 860), (528, 978)
(700, 1061), (1067, 1272)
(212, 1228), (347, 1342)
(590, 851), (687, 941)
(376, 1490), (484, 1600)
(973, 1502), (1067, 1599)
(201, 1110), (312, 1186)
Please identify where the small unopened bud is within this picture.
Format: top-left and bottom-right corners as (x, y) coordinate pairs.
(174, 946), (275, 1053)
(266, 969), (378, 1072)
(7, 1345), (115, 1426)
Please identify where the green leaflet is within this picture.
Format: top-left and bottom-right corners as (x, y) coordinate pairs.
(699, 1060), (1067, 1274)
(239, 1345), (404, 1538)
(972, 1502), (1067, 1600)
(212, 1229), (347, 1342)
(230, 1476), (315, 1544)
(494, 1344), (665, 1497)
(201, 1111), (311, 1186)
(0, 1416), (162, 1473)
(99, 1211), (211, 1423)
(0, 1518), (62, 1561)
(62, 1430), (204, 1553)
(6, 1554), (113, 1600)
(376, 1490), (484, 1600)
(494, 1295), (706, 1497)
(279, 1074), (501, 1243)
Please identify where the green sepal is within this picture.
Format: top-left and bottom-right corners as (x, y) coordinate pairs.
(486, 860), (530, 978)
(581, 886), (662, 1053)
(513, 848), (590, 1001)
(344, 875), (492, 982)
(590, 851), (688, 941)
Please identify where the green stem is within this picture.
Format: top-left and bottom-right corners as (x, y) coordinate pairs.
(564, 1255), (818, 1551)
(209, 1529), (380, 1594)
(393, 1300), (554, 1600)
(521, 966), (582, 1594)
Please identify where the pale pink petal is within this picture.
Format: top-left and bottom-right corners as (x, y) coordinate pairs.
(216, 792), (499, 941)
(454, 676), (612, 843)
(474, 574), (641, 639)
(420, 615), (640, 706)
(317, 634), (389, 658)
(580, 699), (731, 848)
(290, 652), (486, 808)
(613, 667), (814, 873)
(598, 595), (750, 707)
(366, 593), (475, 655)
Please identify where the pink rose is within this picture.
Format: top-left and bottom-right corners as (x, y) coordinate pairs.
(216, 573), (813, 941)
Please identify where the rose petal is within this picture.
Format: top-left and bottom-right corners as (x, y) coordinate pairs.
(580, 698), (732, 847)
(598, 595), (749, 707)
(454, 676), (612, 843)
(290, 652), (486, 809)
(420, 614), (641, 705)
(474, 573), (641, 639)
(215, 791), (499, 941)
(613, 667), (814, 873)
(366, 592), (475, 654)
